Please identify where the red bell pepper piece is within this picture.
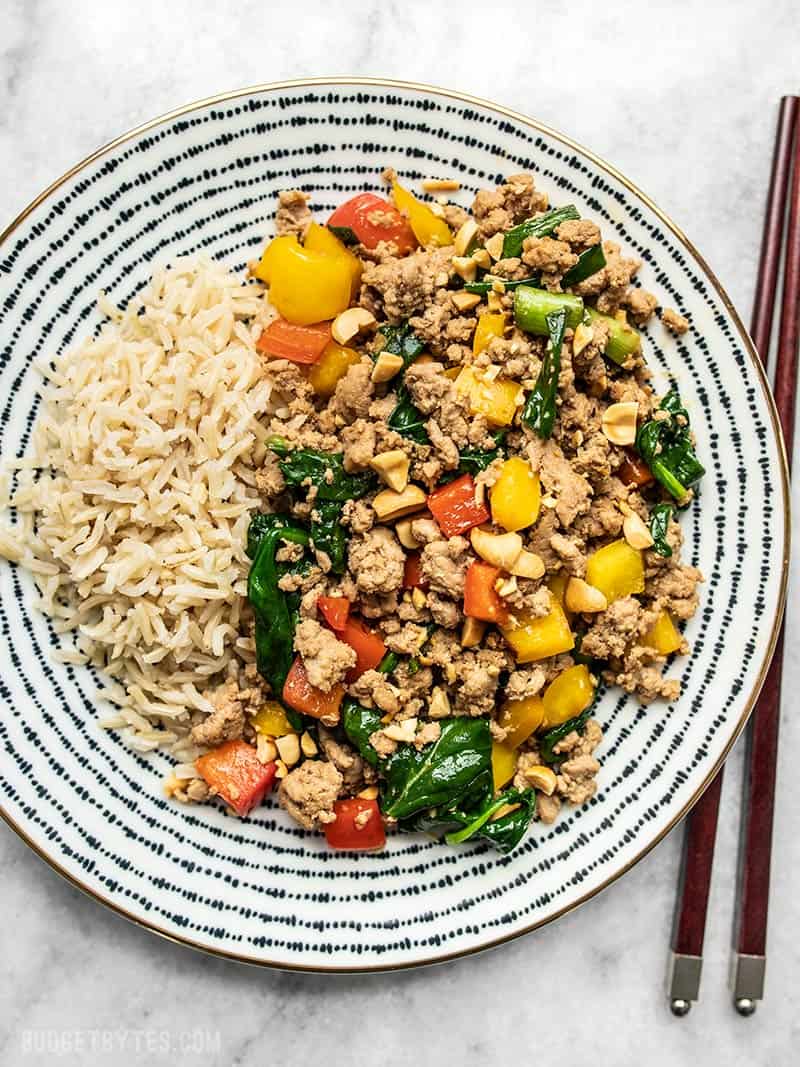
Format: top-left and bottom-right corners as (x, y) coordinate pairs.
(195, 740), (276, 817)
(402, 551), (427, 590)
(317, 595), (350, 632)
(463, 560), (509, 626)
(323, 797), (386, 851)
(282, 657), (344, 724)
(618, 450), (654, 487)
(256, 319), (331, 364)
(341, 616), (386, 679)
(328, 193), (417, 254)
(427, 474), (490, 538)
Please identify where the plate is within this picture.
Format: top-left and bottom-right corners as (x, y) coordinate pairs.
(0, 79), (788, 971)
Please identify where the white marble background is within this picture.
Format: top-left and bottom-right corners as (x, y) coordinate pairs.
(1, 1), (798, 1064)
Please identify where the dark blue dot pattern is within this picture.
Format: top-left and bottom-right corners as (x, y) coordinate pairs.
(0, 82), (788, 972)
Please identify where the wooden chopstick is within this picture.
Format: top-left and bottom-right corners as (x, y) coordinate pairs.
(732, 95), (800, 1015)
(668, 95), (799, 1016)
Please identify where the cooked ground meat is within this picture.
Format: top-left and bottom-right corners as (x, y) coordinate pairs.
(278, 761), (343, 829)
(293, 618), (356, 692)
(193, 171), (707, 848)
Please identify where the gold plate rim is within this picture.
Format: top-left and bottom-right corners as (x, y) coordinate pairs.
(0, 76), (791, 974)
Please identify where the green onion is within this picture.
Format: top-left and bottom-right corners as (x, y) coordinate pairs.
(513, 286), (584, 336)
(464, 275), (540, 296)
(562, 244), (606, 288)
(584, 308), (641, 365)
(501, 205), (581, 259)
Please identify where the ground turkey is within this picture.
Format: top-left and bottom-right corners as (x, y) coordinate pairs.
(275, 189), (312, 238)
(191, 678), (246, 746)
(348, 527), (405, 596)
(419, 536), (470, 596)
(278, 760), (343, 829)
(293, 618), (356, 692)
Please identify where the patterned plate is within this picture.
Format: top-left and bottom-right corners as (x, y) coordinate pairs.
(0, 79), (789, 971)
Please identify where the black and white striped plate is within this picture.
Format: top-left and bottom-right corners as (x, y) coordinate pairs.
(0, 80), (789, 971)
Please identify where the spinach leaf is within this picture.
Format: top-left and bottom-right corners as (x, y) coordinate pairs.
(502, 205), (581, 259)
(441, 431), (507, 483)
(328, 224), (358, 245)
(310, 500), (347, 574)
(521, 307), (567, 439)
(539, 705), (595, 764)
(649, 503), (674, 558)
(247, 512), (278, 559)
(562, 244), (606, 289)
(388, 383), (429, 444)
(635, 390), (705, 501)
(341, 698), (384, 768)
(247, 513), (310, 697)
(381, 717), (493, 820)
(408, 786), (535, 854)
(268, 436), (376, 502)
(376, 322), (426, 373)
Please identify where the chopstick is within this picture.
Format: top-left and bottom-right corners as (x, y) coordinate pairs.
(732, 94), (800, 1015)
(668, 95), (799, 1016)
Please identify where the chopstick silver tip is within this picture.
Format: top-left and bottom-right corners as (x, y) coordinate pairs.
(668, 952), (702, 1015)
(731, 953), (765, 1014)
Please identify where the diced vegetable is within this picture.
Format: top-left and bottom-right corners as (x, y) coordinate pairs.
(253, 233), (297, 285)
(317, 595), (350, 631)
(585, 539), (645, 603)
(427, 474), (490, 537)
(513, 285), (584, 336)
(521, 308), (567, 440)
(265, 237), (352, 325)
(490, 458), (541, 532)
(195, 740), (276, 817)
(304, 221), (362, 297)
(541, 664), (595, 729)
(251, 702), (296, 737)
(328, 192), (416, 254)
(584, 307), (641, 365)
(473, 311), (507, 356)
(501, 205), (581, 259)
(618, 450), (654, 487)
(257, 319), (331, 364)
(391, 180), (452, 247)
(491, 742), (518, 790)
(547, 571), (570, 614)
(324, 797), (386, 851)
(463, 561), (509, 625)
(498, 695), (545, 749)
(501, 593), (574, 662)
(282, 657), (345, 724)
(341, 616), (387, 679)
(402, 551), (426, 589)
(307, 340), (361, 398)
(454, 366), (522, 428)
(643, 610), (683, 655)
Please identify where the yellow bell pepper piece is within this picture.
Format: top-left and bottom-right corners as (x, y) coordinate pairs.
(455, 366), (522, 428)
(585, 540), (645, 604)
(491, 457), (541, 532)
(266, 238), (352, 325)
(304, 222), (363, 298)
(643, 610), (683, 655)
(308, 341), (361, 398)
(498, 696), (545, 749)
(541, 664), (595, 729)
(502, 593), (574, 663)
(392, 181), (452, 248)
(547, 572), (570, 613)
(253, 234), (298, 285)
(473, 312), (507, 356)
(251, 702), (296, 737)
(492, 742), (518, 790)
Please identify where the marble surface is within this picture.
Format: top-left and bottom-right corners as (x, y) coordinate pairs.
(1, 1), (799, 1063)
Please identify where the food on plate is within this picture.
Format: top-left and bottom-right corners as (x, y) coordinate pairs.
(0, 171), (704, 854)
